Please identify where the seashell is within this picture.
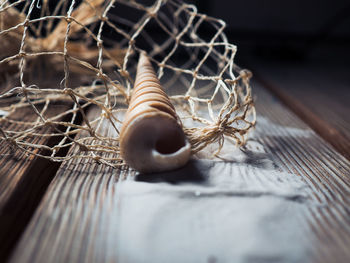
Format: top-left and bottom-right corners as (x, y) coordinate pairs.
(120, 52), (191, 173)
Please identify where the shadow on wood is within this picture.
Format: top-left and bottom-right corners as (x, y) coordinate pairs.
(135, 160), (209, 185)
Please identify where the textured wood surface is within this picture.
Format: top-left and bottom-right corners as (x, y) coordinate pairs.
(9, 81), (350, 263)
(250, 60), (350, 160)
(0, 104), (72, 261)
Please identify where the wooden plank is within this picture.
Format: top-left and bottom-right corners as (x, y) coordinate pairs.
(0, 103), (74, 261)
(9, 82), (350, 263)
(249, 60), (350, 160)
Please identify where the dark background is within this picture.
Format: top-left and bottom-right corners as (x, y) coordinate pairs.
(190, 0), (350, 64)
(188, 0), (350, 157)
(25, 0), (350, 64)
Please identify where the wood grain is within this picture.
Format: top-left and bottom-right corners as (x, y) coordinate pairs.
(10, 82), (350, 263)
(254, 85), (350, 262)
(250, 60), (350, 160)
(0, 103), (73, 261)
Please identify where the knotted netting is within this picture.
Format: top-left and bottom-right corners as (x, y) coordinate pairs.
(0, 0), (255, 167)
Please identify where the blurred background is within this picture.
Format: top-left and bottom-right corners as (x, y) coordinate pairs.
(191, 0), (350, 63)
(189, 0), (350, 157)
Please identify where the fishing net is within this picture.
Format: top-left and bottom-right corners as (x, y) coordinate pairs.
(0, 0), (255, 167)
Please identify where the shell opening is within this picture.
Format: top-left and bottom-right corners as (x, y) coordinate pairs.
(155, 132), (187, 155)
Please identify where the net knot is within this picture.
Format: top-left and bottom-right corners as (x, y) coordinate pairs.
(63, 88), (73, 95)
(52, 145), (60, 152)
(99, 16), (108, 22)
(215, 117), (230, 132)
(65, 17), (73, 23)
(97, 72), (106, 79)
(148, 10), (157, 18)
(129, 39), (135, 46)
(224, 79), (236, 85)
(23, 19), (30, 27)
(216, 123), (225, 133)
(44, 121), (53, 127)
(18, 51), (26, 58)
(102, 109), (112, 119)
(239, 69), (253, 80)
(119, 69), (130, 79)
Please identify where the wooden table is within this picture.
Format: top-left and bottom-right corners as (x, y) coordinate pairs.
(1, 61), (350, 263)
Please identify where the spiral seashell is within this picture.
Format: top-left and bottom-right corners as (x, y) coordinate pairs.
(120, 52), (191, 173)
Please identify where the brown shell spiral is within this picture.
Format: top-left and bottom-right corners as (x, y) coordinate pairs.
(120, 52), (191, 173)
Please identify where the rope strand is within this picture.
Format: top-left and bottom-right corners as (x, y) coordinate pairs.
(0, 0), (255, 168)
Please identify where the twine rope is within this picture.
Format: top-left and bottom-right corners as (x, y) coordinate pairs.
(0, 0), (256, 167)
